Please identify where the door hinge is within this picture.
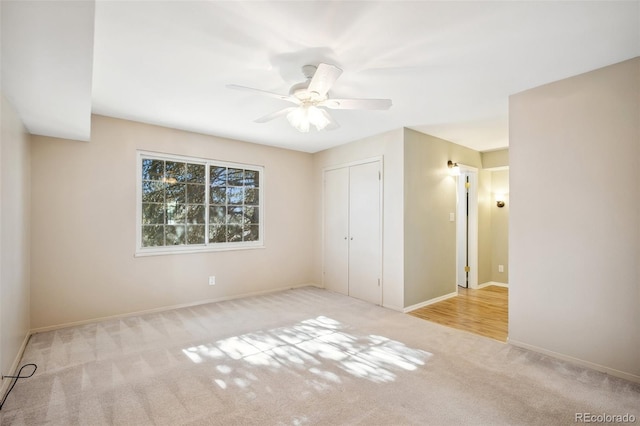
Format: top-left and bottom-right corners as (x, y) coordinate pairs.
(465, 181), (470, 189)
(464, 266), (470, 272)
(378, 171), (381, 180)
(378, 278), (381, 286)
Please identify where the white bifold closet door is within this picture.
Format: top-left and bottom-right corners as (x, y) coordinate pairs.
(323, 160), (381, 305)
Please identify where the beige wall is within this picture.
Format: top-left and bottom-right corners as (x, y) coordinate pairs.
(510, 58), (640, 380)
(480, 149), (511, 285)
(477, 168), (510, 285)
(477, 169), (492, 284)
(481, 149), (508, 169)
(0, 93), (31, 384)
(30, 115), (315, 329)
(490, 170), (509, 283)
(312, 129), (405, 310)
(403, 128), (483, 306)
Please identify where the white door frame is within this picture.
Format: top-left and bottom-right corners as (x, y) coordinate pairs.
(456, 165), (479, 289)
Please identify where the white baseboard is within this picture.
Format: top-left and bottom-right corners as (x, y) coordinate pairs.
(477, 281), (508, 289)
(508, 339), (640, 384)
(403, 291), (458, 313)
(31, 283), (320, 334)
(1, 331), (31, 400)
(382, 303), (404, 312)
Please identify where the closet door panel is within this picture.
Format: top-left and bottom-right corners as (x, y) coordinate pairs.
(348, 161), (381, 305)
(323, 167), (350, 295)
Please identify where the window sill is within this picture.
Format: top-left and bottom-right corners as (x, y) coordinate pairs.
(135, 243), (265, 257)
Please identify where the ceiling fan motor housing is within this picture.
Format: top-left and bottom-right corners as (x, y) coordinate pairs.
(301, 64), (317, 79)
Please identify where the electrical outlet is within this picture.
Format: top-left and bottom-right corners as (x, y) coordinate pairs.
(498, 265), (504, 273)
(208, 276), (216, 286)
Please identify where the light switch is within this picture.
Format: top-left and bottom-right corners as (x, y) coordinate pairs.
(449, 212), (455, 222)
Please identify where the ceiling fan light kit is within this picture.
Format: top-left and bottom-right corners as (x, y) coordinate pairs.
(287, 105), (331, 133)
(228, 63), (392, 133)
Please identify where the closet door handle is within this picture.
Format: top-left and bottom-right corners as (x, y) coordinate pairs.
(350, 237), (354, 240)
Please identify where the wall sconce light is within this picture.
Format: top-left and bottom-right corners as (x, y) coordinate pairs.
(447, 160), (460, 176)
(495, 193), (505, 208)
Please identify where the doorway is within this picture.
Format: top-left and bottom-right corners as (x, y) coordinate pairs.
(456, 166), (478, 289)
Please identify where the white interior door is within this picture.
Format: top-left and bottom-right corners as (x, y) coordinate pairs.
(323, 167), (349, 295)
(456, 168), (478, 288)
(456, 173), (469, 287)
(347, 161), (381, 305)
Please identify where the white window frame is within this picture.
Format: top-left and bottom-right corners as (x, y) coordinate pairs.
(136, 150), (265, 256)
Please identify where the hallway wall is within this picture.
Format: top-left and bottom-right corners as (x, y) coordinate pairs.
(509, 57), (640, 381)
(403, 129), (483, 306)
(490, 170), (509, 284)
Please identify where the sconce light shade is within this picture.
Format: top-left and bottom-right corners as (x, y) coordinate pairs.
(447, 160), (460, 176)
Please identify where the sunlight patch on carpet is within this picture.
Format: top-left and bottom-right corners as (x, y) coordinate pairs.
(181, 316), (432, 385)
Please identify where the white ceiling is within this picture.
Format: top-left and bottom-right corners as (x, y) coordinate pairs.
(1, 0), (94, 141)
(2, 1), (639, 153)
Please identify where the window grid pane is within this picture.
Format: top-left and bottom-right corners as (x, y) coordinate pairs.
(141, 155), (261, 250)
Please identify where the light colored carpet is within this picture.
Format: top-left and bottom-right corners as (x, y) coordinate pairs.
(1, 286), (638, 425)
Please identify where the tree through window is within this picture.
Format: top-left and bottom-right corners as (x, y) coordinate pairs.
(138, 152), (263, 254)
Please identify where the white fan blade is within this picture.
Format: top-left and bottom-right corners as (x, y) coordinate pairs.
(320, 98), (392, 110)
(227, 84), (300, 104)
(254, 107), (296, 123)
(308, 63), (342, 97)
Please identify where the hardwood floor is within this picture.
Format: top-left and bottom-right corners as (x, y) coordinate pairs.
(408, 285), (508, 342)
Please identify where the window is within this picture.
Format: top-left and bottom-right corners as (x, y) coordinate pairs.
(137, 151), (263, 255)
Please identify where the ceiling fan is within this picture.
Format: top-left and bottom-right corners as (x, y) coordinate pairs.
(227, 63), (392, 133)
